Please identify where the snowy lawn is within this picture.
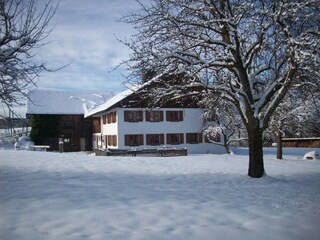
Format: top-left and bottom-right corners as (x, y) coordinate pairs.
(0, 148), (319, 240)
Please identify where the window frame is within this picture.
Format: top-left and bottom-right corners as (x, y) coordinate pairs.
(124, 110), (143, 122)
(107, 135), (117, 147)
(146, 134), (164, 146)
(125, 134), (144, 146)
(166, 110), (183, 122)
(146, 111), (164, 122)
(166, 133), (184, 145)
(186, 133), (203, 144)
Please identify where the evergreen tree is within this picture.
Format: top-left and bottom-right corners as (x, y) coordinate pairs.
(30, 115), (60, 144)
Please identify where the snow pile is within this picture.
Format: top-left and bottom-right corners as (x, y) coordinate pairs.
(304, 150), (319, 160)
(0, 138), (14, 150)
(0, 149), (319, 240)
(14, 136), (34, 151)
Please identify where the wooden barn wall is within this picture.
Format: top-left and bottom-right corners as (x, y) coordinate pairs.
(283, 139), (320, 148)
(42, 115), (93, 152)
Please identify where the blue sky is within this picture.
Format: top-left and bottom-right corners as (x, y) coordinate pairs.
(35, 0), (142, 93)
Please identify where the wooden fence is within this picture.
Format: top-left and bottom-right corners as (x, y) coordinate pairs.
(95, 147), (188, 157)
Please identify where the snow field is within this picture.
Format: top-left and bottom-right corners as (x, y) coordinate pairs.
(0, 149), (319, 240)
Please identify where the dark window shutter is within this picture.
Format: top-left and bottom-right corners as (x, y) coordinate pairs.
(139, 135), (144, 145)
(124, 111), (129, 122)
(166, 134), (171, 144)
(113, 112), (117, 123)
(146, 111), (150, 121)
(159, 111), (164, 121)
(179, 133), (184, 144)
(186, 133), (190, 144)
(166, 111), (171, 121)
(106, 113), (110, 124)
(179, 111), (183, 121)
(160, 134), (164, 144)
(114, 135), (117, 146)
(139, 111), (143, 121)
(146, 134), (151, 145)
(125, 135), (130, 146)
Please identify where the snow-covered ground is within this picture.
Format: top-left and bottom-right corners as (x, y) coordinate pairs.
(0, 148), (319, 240)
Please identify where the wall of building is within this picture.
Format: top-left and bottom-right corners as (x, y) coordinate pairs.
(29, 114), (93, 152)
(98, 108), (225, 154)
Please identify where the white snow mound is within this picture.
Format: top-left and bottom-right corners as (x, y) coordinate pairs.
(14, 136), (34, 150)
(303, 150), (319, 160)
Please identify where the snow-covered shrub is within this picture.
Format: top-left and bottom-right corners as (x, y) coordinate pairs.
(14, 136), (34, 151)
(304, 151), (319, 160)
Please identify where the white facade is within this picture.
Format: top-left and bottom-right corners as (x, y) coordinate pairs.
(95, 107), (225, 154)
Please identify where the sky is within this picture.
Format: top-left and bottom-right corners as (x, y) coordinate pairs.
(34, 0), (142, 93)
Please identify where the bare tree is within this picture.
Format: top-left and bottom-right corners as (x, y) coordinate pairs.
(299, 81), (320, 137)
(266, 80), (320, 160)
(123, 0), (320, 177)
(201, 92), (246, 154)
(267, 91), (306, 160)
(0, 0), (58, 117)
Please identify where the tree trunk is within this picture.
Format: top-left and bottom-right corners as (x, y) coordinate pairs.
(276, 130), (283, 160)
(247, 125), (265, 178)
(223, 132), (231, 154)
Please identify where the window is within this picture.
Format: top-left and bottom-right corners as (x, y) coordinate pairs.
(125, 134), (144, 146)
(166, 133), (184, 145)
(107, 135), (117, 147)
(124, 111), (143, 122)
(146, 111), (163, 122)
(186, 133), (203, 144)
(59, 121), (73, 129)
(146, 134), (164, 146)
(107, 111), (117, 124)
(166, 111), (183, 122)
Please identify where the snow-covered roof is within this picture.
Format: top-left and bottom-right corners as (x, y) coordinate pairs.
(27, 89), (114, 115)
(84, 75), (168, 118)
(84, 88), (135, 117)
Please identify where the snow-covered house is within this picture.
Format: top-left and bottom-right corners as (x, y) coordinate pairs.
(85, 87), (226, 154)
(26, 89), (113, 152)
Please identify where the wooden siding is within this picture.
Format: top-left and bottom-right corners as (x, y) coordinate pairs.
(31, 114), (92, 152)
(92, 117), (101, 133)
(282, 138), (320, 148)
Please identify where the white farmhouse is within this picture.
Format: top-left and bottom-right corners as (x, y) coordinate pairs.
(85, 87), (226, 154)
